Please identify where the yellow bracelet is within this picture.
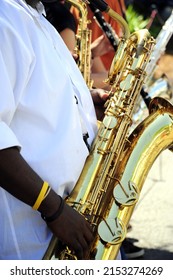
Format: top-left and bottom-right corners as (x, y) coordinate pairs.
(32, 181), (49, 210)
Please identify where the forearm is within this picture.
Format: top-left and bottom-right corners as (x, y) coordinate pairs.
(0, 146), (61, 217)
(0, 147), (94, 259)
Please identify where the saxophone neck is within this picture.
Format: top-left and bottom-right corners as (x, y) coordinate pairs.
(67, 0), (89, 26)
(88, 0), (130, 39)
(66, 0), (93, 88)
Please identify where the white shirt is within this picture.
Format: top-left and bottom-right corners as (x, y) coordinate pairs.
(0, 0), (97, 259)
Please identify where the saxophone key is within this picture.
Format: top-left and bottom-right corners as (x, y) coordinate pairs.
(113, 180), (139, 206)
(98, 216), (126, 245)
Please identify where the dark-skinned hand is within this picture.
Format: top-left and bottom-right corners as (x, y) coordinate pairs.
(47, 202), (94, 259)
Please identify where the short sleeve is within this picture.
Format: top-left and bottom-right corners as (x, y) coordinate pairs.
(43, 2), (77, 33)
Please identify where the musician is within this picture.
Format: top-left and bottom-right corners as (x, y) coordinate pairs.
(0, 0), (109, 259)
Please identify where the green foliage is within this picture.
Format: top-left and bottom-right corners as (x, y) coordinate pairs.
(125, 5), (161, 38)
(125, 5), (149, 33)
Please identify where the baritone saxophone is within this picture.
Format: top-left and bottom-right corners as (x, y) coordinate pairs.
(43, 0), (173, 260)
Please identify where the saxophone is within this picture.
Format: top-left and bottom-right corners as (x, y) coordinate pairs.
(145, 10), (173, 90)
(43, 0), (173, 260)
(133, 10), (173, 126)
(66, 0), (93, 88)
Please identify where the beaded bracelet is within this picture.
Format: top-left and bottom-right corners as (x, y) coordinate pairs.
(32, 181), (49, 210)
(41, 196), (65, 223)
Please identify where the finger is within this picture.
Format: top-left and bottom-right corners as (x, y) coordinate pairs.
(74, 243), (84, 260)
(82, 223), (94, 246)
(84, 229), (94, 245)
(98, 89), (109, 100)
(91, 89), (109, 104)
(85, 220), (94, 233)
(67, 238), (84, 260)
(76, 236), (90, 260)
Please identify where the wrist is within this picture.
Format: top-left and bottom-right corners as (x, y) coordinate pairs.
(38, 188), (62, 218)
(41, 196), (64, 223)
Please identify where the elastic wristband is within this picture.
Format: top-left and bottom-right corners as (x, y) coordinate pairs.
(32, 181), (49, 210)
(41, 196), (64, 223)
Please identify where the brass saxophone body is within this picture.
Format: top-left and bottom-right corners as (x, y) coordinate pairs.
(43, 1), (173, 260)
(133, 10), (173, 126)
(66, 0), (93, 88)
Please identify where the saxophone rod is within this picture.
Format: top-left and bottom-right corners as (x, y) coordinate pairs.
(140, 87), (152, 109)
(88, 0), (130, 39)
(88, 0), (150, 107)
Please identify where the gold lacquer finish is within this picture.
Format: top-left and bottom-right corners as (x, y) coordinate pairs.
(93, 96), (173, 259)
(66, 0), (93, 88)
(43, 1), (173, 260)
